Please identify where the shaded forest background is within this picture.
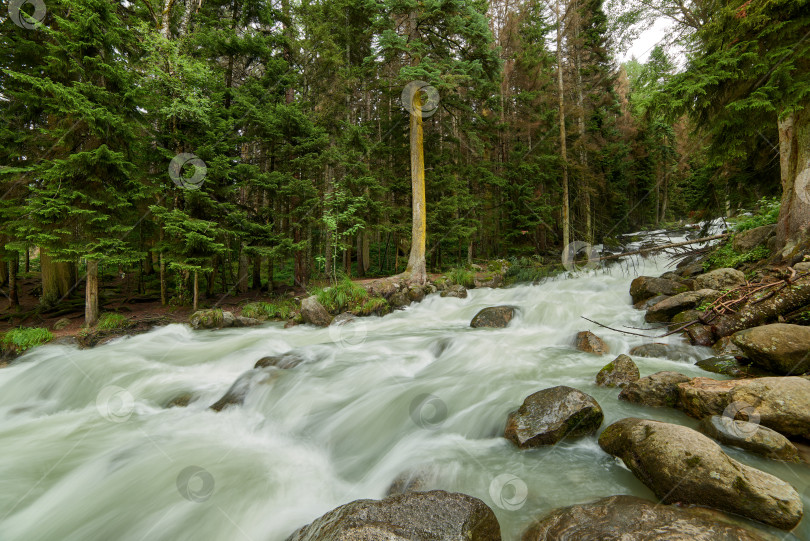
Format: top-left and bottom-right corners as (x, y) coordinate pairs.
(0, 0), (804, 316)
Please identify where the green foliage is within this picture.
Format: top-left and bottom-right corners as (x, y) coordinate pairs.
(312, 276), (368, 314)
(446, 268), (475, 288)
(1, 327), (53, 353)
(241, 300), (296, 321)
(354, 296), (390, 316)
(733, 198), (781, 233)
(505, 256), (562, 283)
(95, 313), (130, 331)
(704, 244), (771, 271)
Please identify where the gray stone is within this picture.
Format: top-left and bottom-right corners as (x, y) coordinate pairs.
(630, 276), (689, 304)
(440, 284), (468, 298)
(694, 268), (746, 291)
(596, 355), (639, 387)
(645, 290), (719, 323)
(618, 371), (691, 408)
(698, 415), (801, 462)
(733, 225), (776, 252)
(574, 331), (609, 355)
(470, 306), (516, 328)
(300, 296), (333, 327)
(731, 323), (810, 375)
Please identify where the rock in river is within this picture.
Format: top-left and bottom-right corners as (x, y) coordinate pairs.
(470, 305), (516, 328)
(286, 490), (501, 541)
(440, 284), (468, 298)
(521, 495), (768, 541)
(630, 276), (689, 304)
(574, 331), (609, 355)
(300, 296), (333, 327)
(598, 418), (803, 530)
(595, 354), (639, 387)
(504, 386), (603, 448)
(645, 289), (719, 323)
(618, 371), (691, 408)
(731, 323), (810, 375)
(698, 415), (801, 462)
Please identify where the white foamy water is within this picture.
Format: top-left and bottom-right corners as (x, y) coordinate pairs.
(1, 244), (806, 540)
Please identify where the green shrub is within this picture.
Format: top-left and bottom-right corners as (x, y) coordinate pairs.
(505, 256), (562, 283)
(355, 296), (390, 316)
(446, 267), (475, 288)
(312, 276), (368, 313)
(1, 327), (53, 353)
(733, 197), (780, 233)
(96, 312), (129, 330)
(704, 243), (771, 271)
(241, 299), (297, 320)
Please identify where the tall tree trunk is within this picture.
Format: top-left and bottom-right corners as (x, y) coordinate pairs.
(776, 108), (810, 257)
(556, 0), (570, 250)
(159, 228), (167, 305)
(24, 247), (29, 273)
(252, 256), (262, 290)
(237, 246), (249, 294)
(406, 90), (428, 285)
(574, 1), (592, 245)
(40, 248), (76, 306)
(193, 271), (199, 311)
(0, 260), (7, 287)
(85, 260), (99, 326)
(8, 255), (19, 308)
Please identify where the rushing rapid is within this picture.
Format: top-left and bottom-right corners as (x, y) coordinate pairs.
(1, 250), (807, 540)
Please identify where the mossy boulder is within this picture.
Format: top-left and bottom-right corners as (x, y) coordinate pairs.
(698, 415), (801, 462)
(630, 276), (689, 304)
(574, 331), (609, 355)
(596, 354), (639, 388)
(470, 306), (516, 328)
(618, 371), (691, 408)
(731, 324), (810, 375)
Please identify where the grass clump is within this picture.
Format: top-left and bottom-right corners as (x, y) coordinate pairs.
(354, 296), (390, 316)
(312, 276), (368, 313)
(446, 267), (475, 288)
(703, 243), (770, 271)
(733, 197), (780, 233)
(241, 299), (296, 320)
(96, 312), (129, 330)
(1, 327), (53, 354)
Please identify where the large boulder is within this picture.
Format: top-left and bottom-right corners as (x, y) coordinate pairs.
(521, 495), (768, 541)
(687, 324), (715, 347)
(698, 415), (801, 462)
(645, 290), (719, 323)
(634, 294), (670, 310)
(300, 296), (333, 327)
(694, 268), (746, 291)
(630, 276), (689, 304)
(731, 324), (810, 375)
(712, 336), (744, 357)
(595, 355), (639, 387)
(598, 418), (803, 530)
(618, 371), (691, 408)
(676, 376), (810, 438)
(286, 490), (501, 541)
(440, 284), (468, 299)
(733, 225), (776, 252)
(189, 309), (232, 329)
(574, 331), (609, 355)
(504, 386), (603, 448)
(695, 357), (773, 378)
(470, 306), (516, 328)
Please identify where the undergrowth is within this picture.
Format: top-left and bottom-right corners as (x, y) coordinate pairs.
(241, 299), (297, 320)
(1, 327), (53, 353)
(733, 197), (780, 233)
(311, 276), (369, 313)
(704, 244), (771, 271)
(446, 267), (475, 288)
(96, 312), (129, 330)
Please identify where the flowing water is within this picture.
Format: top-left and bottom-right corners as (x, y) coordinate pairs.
(1, 245), (808, 540)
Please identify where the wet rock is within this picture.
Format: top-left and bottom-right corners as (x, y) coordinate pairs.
(234, 316), (261, 327)
(678, 261), (706, 277)
(618, 371), (691, 408)
(733, 225), (776, 252)
(628, 343), (689, 361)
(331, 312), (357, 326)
(407, 286), (426, 303)
(633, 294), (670, 310)
(388, 291), (411, 308)
(695, 357), (773, 378)
(630, 276), (689, 304)
(712, 336), (744, 357)
(165, 393), (193, 408)
(687, 324), (715, 347)
(209, 368), (282, 411)
(286, 490), (501, 541)
(574, 331), (609, 355)
(474, 273), (503, 288)
(698, 415), (801, 462)
(671, 309), (701, 324)
(440, 284), (468, 299)
(222, 311), (236, 327)
(676, 376), (810, 438)
(595, 354), (639, 388)
(694, 268), (746, 291)
(504, 386), (603, 448)
(189, 309), (230, 329)
(254, 352), (305, 369)
(598, 418), (803, 530)
(53, 317), (71, 331)
(386, 467), (439, 496)
(300, 296), (332, 327)
(283, 319), (299, 329)
(470, 306), (516, 328)
(367, 278), (399, 299)
(645, 290), (719, 323)
(521, 495), (768, 541)
(731, 324), (810, 375)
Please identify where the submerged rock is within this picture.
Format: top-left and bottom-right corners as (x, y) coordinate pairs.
(300, 296), (333, 327)
(440, 284), (468, 298)
(574, 331), (609, 355)
(618, 371), (690, 408)
(595, 354), (639, 387)
(731, 323), (810, 375)
(209, 368), (282, 411)
(598, 418), (803, 530)
(521, 495), (768, 541)
(165, 393), (193, 408)
(286, 490), (501, 541)
(470, 306), (516, 328)
(254, 352), (306, 369)
(504, 386), (603, 448)
(698, 415), (801, 462)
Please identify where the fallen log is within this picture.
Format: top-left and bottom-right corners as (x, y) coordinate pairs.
(598, 234), (728, 262)
(711, 276), (810, 337)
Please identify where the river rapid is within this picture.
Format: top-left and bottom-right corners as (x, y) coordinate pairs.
(1, 243), (808, 540)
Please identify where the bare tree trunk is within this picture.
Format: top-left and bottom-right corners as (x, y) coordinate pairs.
(252, 256), (262, 290)
(237, 245), (249, 294)
(776, 108), (810, 257)
(8, 255), (19, 308)
(556, 0), (569, 249)
(0, 260), (7, 287)
(40, 248), (76, 306)
(406, 90), (428, 285)
(85, 260), (99, 326)
(159, 228), (167, 305)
